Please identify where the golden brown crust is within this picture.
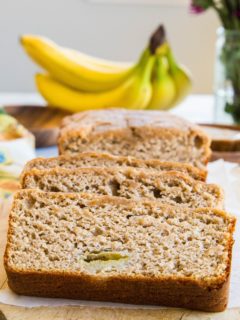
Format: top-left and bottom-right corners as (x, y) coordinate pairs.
(22, 152), (207, 182)
(4, 190), (235, 312)
(59, 109), (207, 135)
(5, 269), (230, 312)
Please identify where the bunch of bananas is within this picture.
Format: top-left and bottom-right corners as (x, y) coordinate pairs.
(21, 25), (192, 113)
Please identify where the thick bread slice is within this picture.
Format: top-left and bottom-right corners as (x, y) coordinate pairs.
(21, 167), (223, 209)
(58, 109), (211, 169)
(22, 152), (207, 181)
(4, 190), (235, 311)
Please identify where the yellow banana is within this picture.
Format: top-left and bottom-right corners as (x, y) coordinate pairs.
(172, 64), (192, 105)
(21, 35), (135, 92)
(147, 55), (176, 110)
(164, 45), (192, 106)
(35, 49), (155, 113)
(61, 48), (132, 71)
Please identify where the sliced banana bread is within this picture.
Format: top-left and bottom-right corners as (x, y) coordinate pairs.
(5, 190), (235, 311)
(58, 109), (211, 169)
(21, 167), (223, 209)
(22, 152), (207, 181)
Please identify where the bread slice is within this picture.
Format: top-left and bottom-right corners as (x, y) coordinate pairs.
(22, 152), (207, 181)
(5, 190), (235, 311)
(58, 109), (211, 169)
(21, 167), (223, 209)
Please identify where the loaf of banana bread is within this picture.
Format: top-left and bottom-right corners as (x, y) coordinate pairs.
(21, 167), (223, 209)
(58, 109), (211, 169)
(22, 152), (207, 181)
(5, 190), (235, 311)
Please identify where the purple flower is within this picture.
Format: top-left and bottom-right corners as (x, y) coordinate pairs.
(234, 10), (240, 18)
(190, 4), (206, 13)
(190, 0), (212, 14)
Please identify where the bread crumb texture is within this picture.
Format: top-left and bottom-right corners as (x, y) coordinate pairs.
(22, 168), (223, 209)
(22, 152), (207, 182)
(58, 109), (211, 169)
(6, 190), (234, 285)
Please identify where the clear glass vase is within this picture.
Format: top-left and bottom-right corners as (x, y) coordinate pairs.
(214, 27), (240, 124)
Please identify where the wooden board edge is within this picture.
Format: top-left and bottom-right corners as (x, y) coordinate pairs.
(0, 303), (240, 320)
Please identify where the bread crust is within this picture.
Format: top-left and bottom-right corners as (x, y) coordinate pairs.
(5, 268), (230, 312)
(22, 152), (207, 181)
(57, 109), (211, 167)
(4, 191), (235, 312)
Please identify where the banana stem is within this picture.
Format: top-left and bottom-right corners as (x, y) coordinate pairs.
(134, 47), (155, 83)
(166, 46), (178, 74)
(137, 48), (150, 65)
(141, 55), (156, 82)
(135, 24), (167, 75)
(155, 55), (168, 79)
(149, 25), (166, 54)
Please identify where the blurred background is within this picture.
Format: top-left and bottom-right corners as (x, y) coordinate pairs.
(0, 0), (219, 93)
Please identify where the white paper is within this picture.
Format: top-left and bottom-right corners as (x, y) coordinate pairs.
(0, 160), (240, 308)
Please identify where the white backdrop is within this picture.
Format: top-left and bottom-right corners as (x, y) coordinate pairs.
(0, 0), (219, 93)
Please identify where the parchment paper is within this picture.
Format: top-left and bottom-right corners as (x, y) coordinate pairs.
(0, 160), (239, 309)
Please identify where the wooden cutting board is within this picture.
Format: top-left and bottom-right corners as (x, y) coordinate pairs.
(4, 105), (240, 153)
(4, 106), (71, 148)
(1, 152), (240, 319)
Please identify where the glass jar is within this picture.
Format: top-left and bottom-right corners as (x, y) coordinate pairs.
(214, 27), (240, 124)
